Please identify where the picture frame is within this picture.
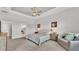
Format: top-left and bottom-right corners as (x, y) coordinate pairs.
(51, 21), (57, 28)
(37, 24), (41, 28)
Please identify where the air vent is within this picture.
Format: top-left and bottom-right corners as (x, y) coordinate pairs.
(1, 10), (8, 13)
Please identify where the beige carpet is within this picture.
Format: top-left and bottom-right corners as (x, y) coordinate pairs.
(7, 38), (65, 51)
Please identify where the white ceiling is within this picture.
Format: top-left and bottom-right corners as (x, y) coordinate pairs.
(11, 7), (55, 16)
(0, 7), (72, 25)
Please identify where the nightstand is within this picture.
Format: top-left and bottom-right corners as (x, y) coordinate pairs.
(50, 32), (58, 41)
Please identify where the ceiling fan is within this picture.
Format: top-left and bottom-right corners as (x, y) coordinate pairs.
(31, 7), (42, 16)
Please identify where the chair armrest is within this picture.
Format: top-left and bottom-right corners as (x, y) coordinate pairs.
(57, 37), (69, 50)
(69, 41), (79, 51)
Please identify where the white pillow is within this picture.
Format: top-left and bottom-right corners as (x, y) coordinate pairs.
(75, 34), (79, 37)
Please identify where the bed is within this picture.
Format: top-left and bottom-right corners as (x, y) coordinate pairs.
(27, 30), (50, 45)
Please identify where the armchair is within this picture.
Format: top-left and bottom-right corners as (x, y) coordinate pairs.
(57, 36), (79, 51)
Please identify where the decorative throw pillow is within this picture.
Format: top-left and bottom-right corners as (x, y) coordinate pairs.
(75, 34), (79, 37)
(73, 36), (79, 41)
(62, 33), (68, 38)
(65, 33), (75, 41)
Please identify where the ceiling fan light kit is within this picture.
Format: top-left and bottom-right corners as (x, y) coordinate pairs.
(31, 7), (41, 16)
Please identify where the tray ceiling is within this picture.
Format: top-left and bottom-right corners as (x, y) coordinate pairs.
(11, 7), (55, 16)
